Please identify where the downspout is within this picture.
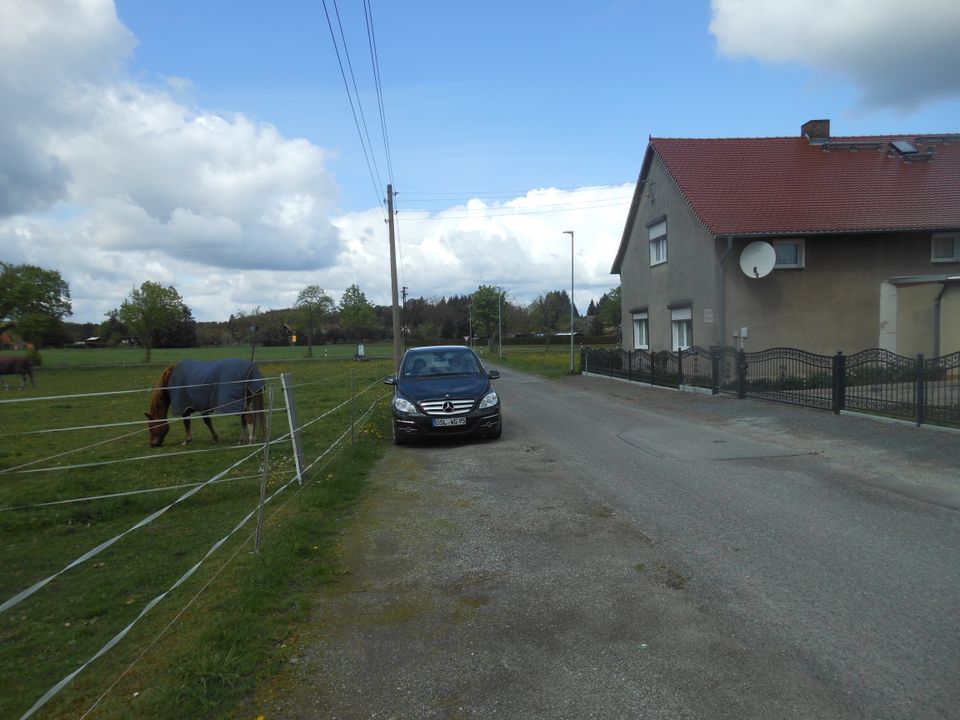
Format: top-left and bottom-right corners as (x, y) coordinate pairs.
(934, 282), (948, 358)
(717, 236), (734, 347)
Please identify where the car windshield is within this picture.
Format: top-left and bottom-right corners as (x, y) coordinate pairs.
(402, 350), (481, 378)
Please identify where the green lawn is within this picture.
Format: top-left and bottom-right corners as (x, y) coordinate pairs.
(0, 355), (394, 719)
(26, 341), (396, 368)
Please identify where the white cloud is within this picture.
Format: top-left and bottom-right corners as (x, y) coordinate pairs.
(328, 185), (632, 314)
(0, 1), (631, 325)
(710, 0), (960, 109)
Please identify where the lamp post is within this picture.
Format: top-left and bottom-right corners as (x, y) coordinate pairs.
(563, 230), (574, 373)
(497, 286), (503, 359)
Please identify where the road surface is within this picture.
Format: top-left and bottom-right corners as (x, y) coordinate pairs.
(249, 364), (960, 719)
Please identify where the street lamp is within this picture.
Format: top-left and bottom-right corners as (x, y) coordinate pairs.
(497, 286), (503, 359)
(563, 230), (574, 373)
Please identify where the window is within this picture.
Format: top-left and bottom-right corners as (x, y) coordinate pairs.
(932, 233), (960, 263)
(671, 307), (692, 351)
(632, 311), (648, 349)
(648, 219), (667, 266)
(773, 239), (805, 268)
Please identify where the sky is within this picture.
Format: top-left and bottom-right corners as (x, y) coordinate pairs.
(2, 0), (959, 324)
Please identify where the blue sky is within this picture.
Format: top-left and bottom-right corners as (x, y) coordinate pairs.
(3, 0), (959, 322)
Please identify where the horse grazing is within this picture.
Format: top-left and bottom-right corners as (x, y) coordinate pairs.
(146, 359), (265, 447)
(0, 355), (35, 390)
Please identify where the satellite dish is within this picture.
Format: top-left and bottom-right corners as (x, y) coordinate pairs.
(739, 241), (776, 279)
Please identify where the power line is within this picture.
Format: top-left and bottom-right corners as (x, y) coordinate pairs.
(400, 183), (633, 200)
(395, 198), (633, 221)
(320, 0), (384, 216)
(364, 0), (394, 187)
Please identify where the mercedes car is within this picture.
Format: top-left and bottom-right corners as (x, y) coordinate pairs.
(383, 345), (501, 444)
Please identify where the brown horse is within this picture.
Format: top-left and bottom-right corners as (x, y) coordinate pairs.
(0, 355), (35, 389)
(145, 359), (266, 447)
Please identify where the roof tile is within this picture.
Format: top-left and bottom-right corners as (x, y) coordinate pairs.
(650, 135), (960, 235)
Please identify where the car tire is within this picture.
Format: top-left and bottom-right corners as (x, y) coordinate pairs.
(392, 424), (407, 446)
(487, 420), (502, 440)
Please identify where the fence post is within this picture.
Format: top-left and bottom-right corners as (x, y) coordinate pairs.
(736, 349), (747, 399)
(916, 353), (926, 427)
(677, 349), (684, 387)
(254, 386), (275, 553)
(832, 351), (846, 414)
(281, 373), (305, 485)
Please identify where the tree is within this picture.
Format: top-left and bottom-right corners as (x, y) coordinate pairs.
(0, 262), (72, 343)
(528, 290), (575, 342)
(294, 285), (335, 356)
(596, 286), (621, 332)
(471, 285), (505, 347)
(117, 282), (190, 363)
(338, 284), (378, 341)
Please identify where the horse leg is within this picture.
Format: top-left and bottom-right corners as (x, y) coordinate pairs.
(202, 412), (220, 444)
(182, 413), (194, 446)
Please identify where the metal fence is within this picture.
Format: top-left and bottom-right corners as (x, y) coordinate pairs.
(582, 346), (960, 429)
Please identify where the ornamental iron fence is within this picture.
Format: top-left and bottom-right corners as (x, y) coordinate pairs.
(582, 346), (960, 429)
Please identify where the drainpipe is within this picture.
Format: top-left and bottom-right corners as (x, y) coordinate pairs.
(717, 236), (734, 347)
(934, 282), (948, 357)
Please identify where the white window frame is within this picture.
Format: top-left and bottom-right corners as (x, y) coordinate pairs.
(632, 311), (648, 349)
(932, 232), (960, 263)
(671, 307), (692, 351)
(773, 238), (805, 269)
(648, 219), (667, 266)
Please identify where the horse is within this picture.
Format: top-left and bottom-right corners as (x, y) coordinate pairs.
(145, 359), (265, 447)
(0, 355), (35, 390)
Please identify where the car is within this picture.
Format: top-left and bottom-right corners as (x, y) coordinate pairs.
(383, 345), (502, 445)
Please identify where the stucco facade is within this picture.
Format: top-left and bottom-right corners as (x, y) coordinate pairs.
(613, 124), (960, 358)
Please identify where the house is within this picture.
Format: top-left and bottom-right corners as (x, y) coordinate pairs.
(611, 119), (960, 358)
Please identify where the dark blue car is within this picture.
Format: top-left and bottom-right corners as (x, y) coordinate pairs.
(384, 345), (501, 445)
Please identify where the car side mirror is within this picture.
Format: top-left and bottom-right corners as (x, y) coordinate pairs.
(488, 370), (500, 380)
(383, 375), (397, 386)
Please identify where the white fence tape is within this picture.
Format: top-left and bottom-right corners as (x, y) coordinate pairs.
(18, 391), (388, 720)
(0, 446), (262, 615)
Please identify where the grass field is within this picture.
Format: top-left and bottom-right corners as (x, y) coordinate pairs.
(0, 353), (395, 719)
(0, 341), (586, 718)
(16, 341), (397, 369)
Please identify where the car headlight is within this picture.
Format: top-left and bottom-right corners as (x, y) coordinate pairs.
(393, 396), (420, 414)
(478, 390), (499, 409)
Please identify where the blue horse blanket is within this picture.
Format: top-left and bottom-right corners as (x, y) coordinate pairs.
(168, 359), (264, 416)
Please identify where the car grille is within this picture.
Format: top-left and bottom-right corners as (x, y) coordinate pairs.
(419, 398), (475, 415)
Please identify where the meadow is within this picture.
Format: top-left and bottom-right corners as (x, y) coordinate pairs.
(0, 340), (584, 718)
(0, 350), (394, 719)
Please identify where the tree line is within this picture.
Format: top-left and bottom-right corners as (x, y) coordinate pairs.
(1, 261), (621, 360)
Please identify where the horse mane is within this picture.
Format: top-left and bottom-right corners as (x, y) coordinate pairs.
(148, 363), (177, 419)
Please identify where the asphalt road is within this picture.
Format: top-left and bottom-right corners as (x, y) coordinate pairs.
(251, 363), (960, 719)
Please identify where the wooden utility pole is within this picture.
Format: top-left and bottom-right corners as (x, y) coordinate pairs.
(387, 184), (402, 372)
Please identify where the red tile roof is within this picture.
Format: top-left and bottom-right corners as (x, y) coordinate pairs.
(649, 134), (960, 236)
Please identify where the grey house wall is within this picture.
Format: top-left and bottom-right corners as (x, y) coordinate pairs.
(722, 231), (957, 355)
(618, 155), (721, 351)
(617, 155), (960, 355)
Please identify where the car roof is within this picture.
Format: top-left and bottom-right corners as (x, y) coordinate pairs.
(405, 345), (473, 354)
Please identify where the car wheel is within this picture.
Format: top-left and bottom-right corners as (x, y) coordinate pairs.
(392, 424), (407, 445)
(487, 420), (502, 440)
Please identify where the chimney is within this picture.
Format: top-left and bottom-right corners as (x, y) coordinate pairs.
(801, 119), (830, 142)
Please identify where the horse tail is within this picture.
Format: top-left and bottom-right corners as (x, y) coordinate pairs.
(244, 363), (267, 443)
(251, 387), (266, 442)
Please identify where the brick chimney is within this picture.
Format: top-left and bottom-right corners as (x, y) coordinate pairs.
(801, 119), (830, 142)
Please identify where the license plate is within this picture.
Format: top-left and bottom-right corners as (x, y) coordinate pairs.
(432, 416), (466, 427)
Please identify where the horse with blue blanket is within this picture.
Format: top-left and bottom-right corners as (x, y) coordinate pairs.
(0, 355), (35, 389)
(145, 359), (265, 447)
